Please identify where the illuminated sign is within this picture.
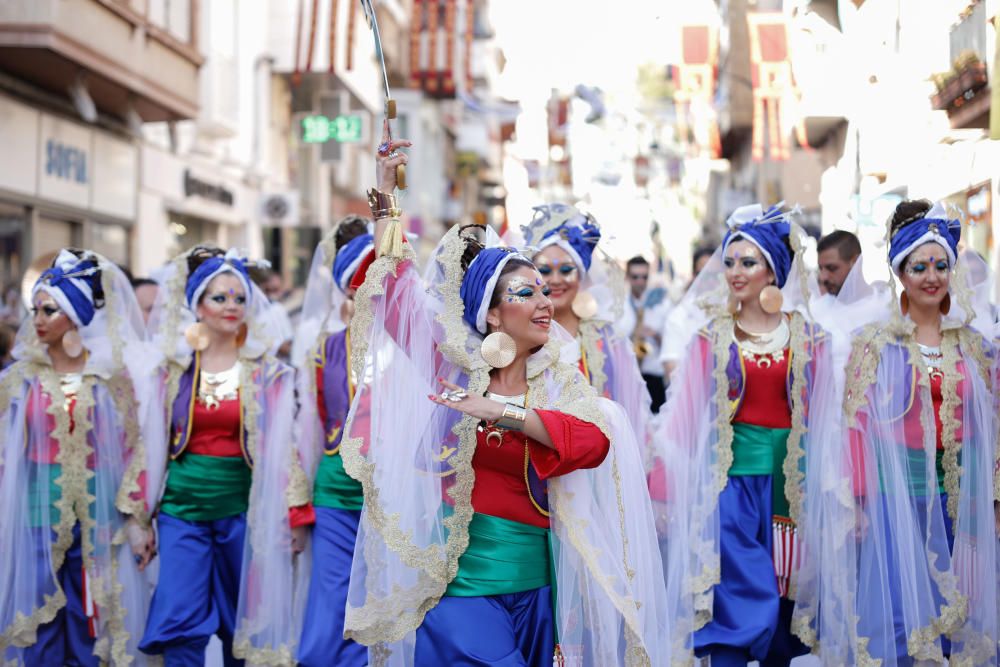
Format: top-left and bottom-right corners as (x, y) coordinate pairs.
(301, 114), (363, 144)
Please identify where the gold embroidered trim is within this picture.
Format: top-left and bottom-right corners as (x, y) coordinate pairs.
(159, 252), (191, 364)
(579, 320), (608, 397)
(841, 315), (970, 662)
(937, 330), (962, 525)
(341, 241), (475, 646)
(231, 639), (295, 666)
(107, 373), (148, 525)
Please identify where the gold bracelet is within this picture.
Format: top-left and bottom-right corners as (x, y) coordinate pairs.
(496, 403), (527, 431)
(368, 188), (402, 220)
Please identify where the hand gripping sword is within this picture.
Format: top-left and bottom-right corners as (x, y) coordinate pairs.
(360, 0), (406, 189)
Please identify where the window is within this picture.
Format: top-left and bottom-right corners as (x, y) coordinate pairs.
(950, 1), (988, 64)
(89, 222), (130, 267)
(148, 0), (192, 44)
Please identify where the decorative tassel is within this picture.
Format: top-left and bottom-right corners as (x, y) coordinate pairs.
(377, 218), (405, 258)
(553, 644), (565, 667)
(83, 565), (98, 638)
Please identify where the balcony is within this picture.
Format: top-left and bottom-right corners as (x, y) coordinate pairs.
(932, 52), (990, 129)
(0, 0), (203, 122)
(931, 1), (992, 129)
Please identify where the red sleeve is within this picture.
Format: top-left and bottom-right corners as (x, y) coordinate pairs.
(528, 409), (610, 480)
(289, 503), (316, 528)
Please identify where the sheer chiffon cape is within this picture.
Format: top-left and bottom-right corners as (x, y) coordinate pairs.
(340, 223), (674, 666)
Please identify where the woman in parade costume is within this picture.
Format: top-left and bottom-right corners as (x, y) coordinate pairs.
(793, 200), (1000, 666)
(293, 215), (374, 667)
(0, 249), (158, 666)
(338, 130), (670, 665)
(520, 205), (652, 444)
(139, 246), (313, 666)
(649, 204), (828, 666)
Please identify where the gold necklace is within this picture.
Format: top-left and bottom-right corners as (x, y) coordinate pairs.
(198, 362), (241, 410)
(733, 317), (789, 368)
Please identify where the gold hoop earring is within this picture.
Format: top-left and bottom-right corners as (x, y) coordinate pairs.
(62, 329), (84, 358)
(571, 291), (598, 319)
(184, 322), (210, 351)
(235, 322), (248, 348)
(940, 292), (951, 315)
(481, 331), (516, 368)
(759, 285), (783, 314)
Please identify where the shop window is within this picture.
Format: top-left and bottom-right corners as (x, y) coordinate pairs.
(35, 217), (81, 258)
(167, 215), (220, 257)
(90, 222), (130, 268)
(0, 203), (26, 298)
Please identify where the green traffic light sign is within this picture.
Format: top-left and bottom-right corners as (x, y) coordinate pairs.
(301, 114), (364, 144)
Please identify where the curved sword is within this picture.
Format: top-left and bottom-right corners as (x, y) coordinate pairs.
(360, 0), (406, 189)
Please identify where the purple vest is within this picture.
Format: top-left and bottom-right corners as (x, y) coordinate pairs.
(318, 330), (351, 455)
(170, 353), (253, 466)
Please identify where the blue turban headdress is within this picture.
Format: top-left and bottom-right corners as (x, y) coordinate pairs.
(523, 204), (601, 273)
(32, 249), (102, 327)
(185, 248), (255, 309)
(460, 246), (521, 335)
(332, 234), (375, 292)
(722, 203), (794, 288)
(887, 202), (961, 274)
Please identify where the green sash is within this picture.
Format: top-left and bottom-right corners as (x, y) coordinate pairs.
(27, 463), (101, 528)
(900, 447), (948, 497)
(313, 452), (363, 511)
(728, 422), (793, 517)
(160, 454), (251, 521)
(446, 512), (552, 597)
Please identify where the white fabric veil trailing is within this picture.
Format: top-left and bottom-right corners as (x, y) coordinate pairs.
(146, 246), (311, 664)
(793, 243), (1000, 664)
(340, 223), (673, 666)
(649, 221), (834, 661)
(519, 205), (652, 465)
(1, 250), (160, 665)
(291, 230), (350, 369)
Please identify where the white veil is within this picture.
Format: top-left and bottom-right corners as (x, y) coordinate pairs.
(340, 223), (674, 665)
(1, 249), (159, 665)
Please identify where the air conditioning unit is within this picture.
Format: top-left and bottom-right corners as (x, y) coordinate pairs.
(259, 191), (301, 227)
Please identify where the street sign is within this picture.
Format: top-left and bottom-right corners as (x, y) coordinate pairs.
(301, 114), (363, 144)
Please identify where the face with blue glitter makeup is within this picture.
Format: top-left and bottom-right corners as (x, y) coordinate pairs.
(196, 273), (247, 337)
(723, 239), (774, 305)
(486, 266), (553, 351)
(533, 245), (579, 316)
(32, 293), (74, 345)
(899, 242), (950, 312)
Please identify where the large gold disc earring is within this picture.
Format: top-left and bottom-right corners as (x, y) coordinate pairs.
(235, 322), (248, 348)
(940, 292), (951, 315)
(62, 329), (84, 358)
(759, 285), (783, 314)
(481, 331), (516, 368)
(184, 322), (210, 351)
(571, 291), (598, 319)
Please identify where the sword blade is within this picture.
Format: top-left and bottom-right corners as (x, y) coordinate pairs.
(359, 0), (392, 102)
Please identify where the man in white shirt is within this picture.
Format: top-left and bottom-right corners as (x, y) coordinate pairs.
(619, 256), (671, 412)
